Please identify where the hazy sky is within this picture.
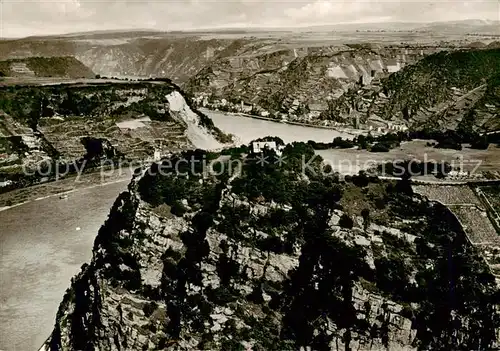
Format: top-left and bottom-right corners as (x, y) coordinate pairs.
(1, 0), (499, 37)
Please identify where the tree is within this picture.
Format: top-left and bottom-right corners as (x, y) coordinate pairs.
(370, 142), (390, 152)
(470, 136), (490, 150)
(357, 135), (368, 149)
(361, 208), (370, 230)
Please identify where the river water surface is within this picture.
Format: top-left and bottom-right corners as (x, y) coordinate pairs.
(0, 181), (128, 351)
(203, 109), (355, 144)
(0, 111), (360, 351)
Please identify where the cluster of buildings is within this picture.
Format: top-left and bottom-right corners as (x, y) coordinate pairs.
(193, 95), (276, 119)
(194, 92), (412, 135)
(367, 123), (409, 133)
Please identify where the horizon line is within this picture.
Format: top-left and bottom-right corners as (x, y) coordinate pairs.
(1, 18), (498, 40)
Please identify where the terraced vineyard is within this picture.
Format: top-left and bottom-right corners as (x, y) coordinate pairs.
(39, 117), (189, 161)
(480, 185), (500, 214)
(414, 183), (500, 278)
(412, 184), (482, 205)
(0, 57), (95, 79)
(451, 205), (500, 245)
(0, 79), (228, 192)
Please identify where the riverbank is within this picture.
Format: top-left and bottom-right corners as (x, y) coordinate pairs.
(198, 108), (370, 136)
(203, 109), (358, 144)
(0, 168), (133, 210)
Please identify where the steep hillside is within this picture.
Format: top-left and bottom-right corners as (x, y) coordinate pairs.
(43, 143), (500, 350)
(0, 80), (230, 191)
(76, 38), (244, 82)
(0, 36), (251, 82)
(0, 29), (488, 84)
(0, 57), (94, 78)
(324, 48), (500, 132)
(185, 46), (443, 118)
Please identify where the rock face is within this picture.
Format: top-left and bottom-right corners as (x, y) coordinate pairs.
(44, 144), (500, 350)
(164, 90), (223, 151)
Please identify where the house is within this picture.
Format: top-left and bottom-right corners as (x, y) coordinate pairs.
(252, 141), (283, 156)
(241, 103), (253, 113)
(386, 59), (401, 73)
(386, 122), (408, 132)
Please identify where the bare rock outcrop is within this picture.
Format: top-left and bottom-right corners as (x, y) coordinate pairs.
(43, 144), (500, 350)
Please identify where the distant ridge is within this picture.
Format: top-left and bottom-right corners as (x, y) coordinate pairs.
(6, 19), (499, 40)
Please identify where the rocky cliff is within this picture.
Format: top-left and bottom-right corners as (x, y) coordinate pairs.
(43, 142), (500, 350)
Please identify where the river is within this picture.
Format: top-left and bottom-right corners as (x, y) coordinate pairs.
(202, 108), (356, 144)
(0, 181), (128, 351)
(0, 111), (360, 351)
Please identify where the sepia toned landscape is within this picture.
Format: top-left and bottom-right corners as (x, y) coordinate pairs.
(0, 4), (499, 351)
